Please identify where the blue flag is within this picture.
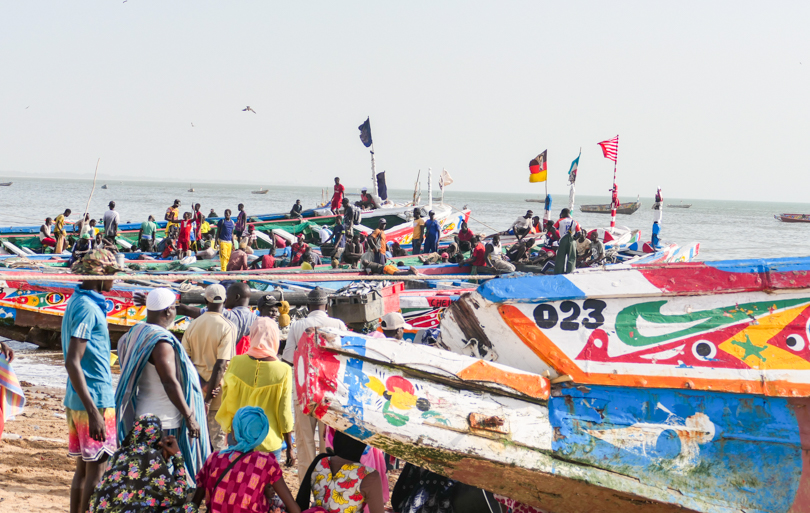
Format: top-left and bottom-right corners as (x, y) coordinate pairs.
(358, 117), (373, 148)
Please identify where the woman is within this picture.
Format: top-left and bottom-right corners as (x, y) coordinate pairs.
(215, 318), (295, 465)
(194, 407), (300, 513)
(89, 415), (193, 513)
(296, 430), (385, 513)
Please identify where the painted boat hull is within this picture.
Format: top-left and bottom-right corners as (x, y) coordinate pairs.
(439, 255), (810, 397)
(775, 214), (810, 223)
(295, 329), (810, 513)
(580, 201), (641, 215)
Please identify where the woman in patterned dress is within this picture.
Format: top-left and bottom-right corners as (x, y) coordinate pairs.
(296, 431), (385, 513)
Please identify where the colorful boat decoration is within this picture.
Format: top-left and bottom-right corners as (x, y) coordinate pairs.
(580, 201), (641, 215)
(775, 213), (810, 223)
(440, 255), (810, 397)
(296, 328), (810, 513)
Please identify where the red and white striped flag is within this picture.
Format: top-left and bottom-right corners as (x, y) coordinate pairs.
(598, 135), (619, 162)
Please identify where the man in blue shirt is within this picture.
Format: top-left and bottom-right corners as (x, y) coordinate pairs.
(62, 248), (123, 513)
(217, 209), (236, 271)
(423, 210), (442, 254)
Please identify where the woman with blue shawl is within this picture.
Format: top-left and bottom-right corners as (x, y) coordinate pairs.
(115, 288), (209, 478)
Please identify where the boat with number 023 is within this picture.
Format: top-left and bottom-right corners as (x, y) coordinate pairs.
(295, 327), (810, 513)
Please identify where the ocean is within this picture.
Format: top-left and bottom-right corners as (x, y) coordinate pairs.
(1, 176), (808, 262)
(3, 176), (809, 386)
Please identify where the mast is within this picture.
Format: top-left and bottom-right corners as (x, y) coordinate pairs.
(370, 142), (378, 197)
(610, 148), (618, 231)
(428, 167), (433, 210)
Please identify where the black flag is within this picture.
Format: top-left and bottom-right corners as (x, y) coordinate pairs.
(358, 117), (373, 148)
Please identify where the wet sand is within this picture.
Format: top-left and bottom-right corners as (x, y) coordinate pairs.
(1, 383), (400, 512)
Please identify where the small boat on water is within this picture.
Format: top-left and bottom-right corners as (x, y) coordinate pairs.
(580, 200), (641, 215)
(667, 202), (691, 208)
(101, 184), (108, 189)
(252, 188), (269, 195)
(187, 186), (195, 192)
(0, 182), (12, 187)
(775, 213), (810, 223)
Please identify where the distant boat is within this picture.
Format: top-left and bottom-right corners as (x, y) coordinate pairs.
(667, 202), (692, 208)
(188, 185), (195, 192)
(525, 198), (545, 203)
(101, 184), (108, 189)
(252, 188), (269, 195)
(0, 182), (12, 187)
(774, 213), (810, 223)
(580, 201), (641, 215)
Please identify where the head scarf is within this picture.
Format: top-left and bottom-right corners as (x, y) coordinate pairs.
(221, 406), (269, 455)
(247, 317), (279, 359)
(88, 414), (193, 512)
(277, 301), (291, 328)
(71, 248), (123, 275)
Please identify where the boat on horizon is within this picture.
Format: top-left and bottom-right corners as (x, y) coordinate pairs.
(667, 202), (691, 208)
(775, 213), (810, 223)
(101, 184), (108, 189)
(580, 200), (641, 215)
(0, 182), (12, 187)
(252, 188), (269, 194)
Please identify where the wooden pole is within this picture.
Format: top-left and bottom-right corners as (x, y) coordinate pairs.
(610, 158), (618, 230)
(370, 142), (378, 197)
(83, 158), (100, 219)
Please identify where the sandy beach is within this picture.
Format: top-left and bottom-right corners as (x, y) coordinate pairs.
(0, 383), (401, 512)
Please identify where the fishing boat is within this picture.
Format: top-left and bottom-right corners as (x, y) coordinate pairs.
(775, 213), (810, 223)
(296, 326), (810, 513)
(252, 188), (269, 194)
(188, 186), (195, 192)
(580, 200), (641, 215)
(0, 182), (12, 186)
(667, 202), (691, 208)
(101, 184), (108, 189)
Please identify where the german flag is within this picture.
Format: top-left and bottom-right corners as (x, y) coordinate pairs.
(529, 150), (547, 183)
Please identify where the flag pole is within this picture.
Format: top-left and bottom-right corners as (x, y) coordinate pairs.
(610, 150), (618, 231)
(568, 147), (580, 211)
(370, 142), (378, 197)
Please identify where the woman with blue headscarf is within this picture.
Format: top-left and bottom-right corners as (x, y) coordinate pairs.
(192, 406), (302, 513)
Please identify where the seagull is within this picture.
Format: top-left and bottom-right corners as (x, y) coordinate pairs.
(191, 122), (195, 127)
(25, 106), (29, 109)
(242, 106), (256, 114)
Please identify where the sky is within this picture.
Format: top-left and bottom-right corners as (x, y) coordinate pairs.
(1, 1), (809, 202)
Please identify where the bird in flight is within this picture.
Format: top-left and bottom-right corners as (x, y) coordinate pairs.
(242, 106), (257, 114)
(25, 106), (29, 109)
(191, 122), (195, 127)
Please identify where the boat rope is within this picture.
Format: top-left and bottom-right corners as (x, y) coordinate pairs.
(0, 272), (497, 282)
(447, 204), (501, 234)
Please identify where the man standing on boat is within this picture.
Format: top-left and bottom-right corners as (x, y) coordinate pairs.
(369, 219), (388, 265)
(102, 201), (120, 247)
(554, 209), (581, 275)
(423, 210), (441, 255)
(62, 249), (124, 513)
(411, 208), (425, 255)
(193, 203), (204, 250)
(234, 203), (248, 239)
(282, 288), (346, 483)
(165, 199), (181, 238)
(510, 210), (533, 242)
(54, 208), (71, 254)
(137, 215), (158, 252)
(216, 209), (236, 272)
(330, 177), (345, 215)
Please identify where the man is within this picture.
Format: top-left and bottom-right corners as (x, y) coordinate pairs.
(282, 288), (346, 483)
(486, 243), (516, 273)
(586, 230), (606, 266)
(227, 242), (250, 271)
(216, 209), (236, 272)
(251, 250), (275, 270)
(54, 208), (71, 254)
(380, 312), (410, 340)
(327, 215), (346, 261)
(208, 208), (218, 219)
(341, 198), (356, 233)
(369, 218), (387, 265)
(102, 201), (120, 244)
(423, 210), (441, 254)
(462, 236), (487, 271)
(39, 217), (56, 251)
(62, 249), (122, 513)
(290, 232), (308, 266)
(342, 234), (363, 268)
(234, 203), (247, 239)
(330, 177), (345, 214)
(240, 224), (258, 249)
(356, 187), (374, 209)
(115, 288), (209, 477)
(175, 281), (256, 348)
(137, 215), (158, 252)
(177, 212), (194, 258)
(544, 220), (560, 247)
(511, 210), (533, 241)
(506, 238), (535, 263)
(70, 233), (94, 266)
(651, 221), (662, 249)
(289, 199), (303, 219)
(554, 209), (581, 275)
(165, 199), (181, 237)
(456, 221), (474, 253)
(258, 294), (289, 355)
(181, 284), (237, 451)
(411, 208), (425, 255)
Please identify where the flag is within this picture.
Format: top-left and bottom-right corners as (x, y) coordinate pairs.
(358, 117), (373, 148)
(439, 168), (454, 190)
(568, 153), (579, 185)
(376, 171), (388, 201)
(529, 150), (547, 183)
(597, 135), (619, 162)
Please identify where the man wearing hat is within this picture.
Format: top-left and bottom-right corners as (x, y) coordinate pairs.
(115, 288), (209, 477)
(511, 210), (534, 242)
(423, 210), (441, 254)
(181, 284), (237, 451)
(368, 218), (387, 265)
(282, 287), (346, 482)
(62, 249), (124, 513)
(380, 312), (411, 340)
(289, 232), (309, 267)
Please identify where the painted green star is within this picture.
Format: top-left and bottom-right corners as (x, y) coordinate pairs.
(731, 334), (767, 363)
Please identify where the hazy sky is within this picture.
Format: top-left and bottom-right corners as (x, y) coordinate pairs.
(2, 2), (809, 201)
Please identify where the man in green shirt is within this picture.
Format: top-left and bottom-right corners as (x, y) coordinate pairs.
(138, 215), (158, 252)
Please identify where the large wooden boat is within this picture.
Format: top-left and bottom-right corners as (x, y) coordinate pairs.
(775, 213), (810, 223)
(296, 327), (810, 513)
(580, 201), (641, 215)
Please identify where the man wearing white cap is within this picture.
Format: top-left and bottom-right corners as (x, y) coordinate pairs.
(115, 288), (210, 477)
(181, 284), (237, 451)
(283, 287), (346, 482)
(380, 312), (410, 340)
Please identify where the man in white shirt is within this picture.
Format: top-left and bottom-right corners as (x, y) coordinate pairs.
(511, 210), (533, 241)
(282, 287), (346, 482)
(102, 201), (120, 243)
